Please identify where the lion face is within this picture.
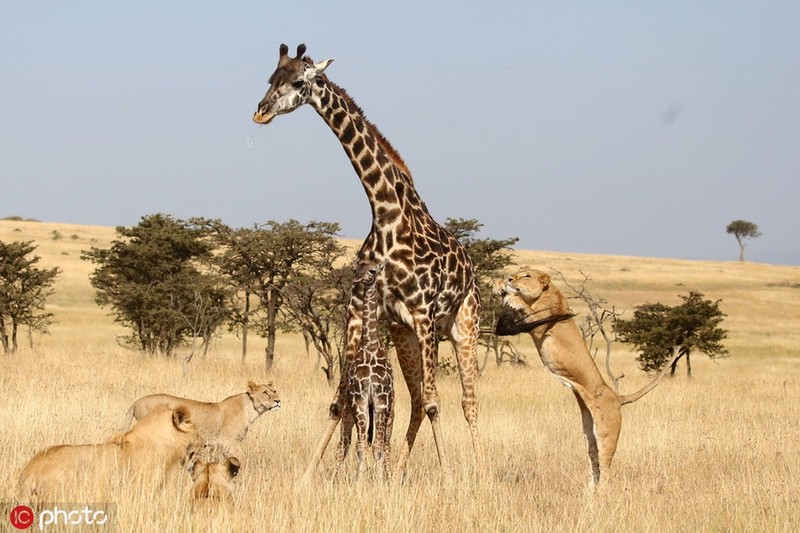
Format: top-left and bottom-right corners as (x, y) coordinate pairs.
(494, 268), (555, 336)
(247, 381), (281, 413)
(501, 268), (551, 305)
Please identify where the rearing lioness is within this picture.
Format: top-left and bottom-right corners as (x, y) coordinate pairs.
(494, 268), (678, 489)
(123, 381), (280, 443)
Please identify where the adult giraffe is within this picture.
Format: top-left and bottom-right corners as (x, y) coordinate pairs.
(253, 44), (483, 481)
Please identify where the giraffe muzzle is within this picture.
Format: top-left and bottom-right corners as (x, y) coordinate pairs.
(252, 111), (276, 125)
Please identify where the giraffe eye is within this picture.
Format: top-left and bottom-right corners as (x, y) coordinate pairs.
(291, 80), (305, 89)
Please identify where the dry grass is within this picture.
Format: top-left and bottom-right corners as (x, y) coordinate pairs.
(1, 220), (799, 532)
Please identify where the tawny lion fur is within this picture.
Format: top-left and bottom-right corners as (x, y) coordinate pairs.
(495, 268), (678, 489)
(186, 442), (241, 504)
(18, 405), (199, 501)
(123, 381), (280, 443)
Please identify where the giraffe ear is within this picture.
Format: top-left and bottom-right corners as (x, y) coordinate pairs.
(313, 58), (334, 74)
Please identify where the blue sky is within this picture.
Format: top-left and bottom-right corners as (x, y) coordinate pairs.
(2, 1), (799, 264)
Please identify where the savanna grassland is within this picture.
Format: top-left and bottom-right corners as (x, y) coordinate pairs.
(1, 219), (799, 532)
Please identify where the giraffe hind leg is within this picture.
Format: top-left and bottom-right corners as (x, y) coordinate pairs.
(391, 325), (425, 480)
(450, 287), (484, 471)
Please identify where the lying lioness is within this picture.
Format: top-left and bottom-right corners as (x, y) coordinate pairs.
(494, 268), (678, 489)
(123, 381), (280, 443)
(19, 405), (199, 501)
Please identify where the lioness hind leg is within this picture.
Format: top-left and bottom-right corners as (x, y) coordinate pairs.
(573, 389), (622, 490)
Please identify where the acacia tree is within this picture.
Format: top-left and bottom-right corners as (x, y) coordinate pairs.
(82, 214), (230, 357)
(615, 291), (728, 377)
(0, 240), (60, 354)
(444, 218), (519, 368)
(193, 219), (263, 364)
(726, 220), (761, 262)
(280, 248), (353, 386)
(238, 220), (342, 371)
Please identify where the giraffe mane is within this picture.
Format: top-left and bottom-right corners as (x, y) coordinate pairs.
(324, 77), (415, 184)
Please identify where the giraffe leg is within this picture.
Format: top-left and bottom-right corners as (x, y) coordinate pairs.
(391, 325), (425, 480)
(383, 390), (395, 482)
(372, 405), (388, 478)
(354, 397), (370, 481)
(297, 417), (340, 486)
(299, 294), (364, 485)
(450, 287), (484, 471)
(334, 405), (355, 480)
(415, 318), (450, 474)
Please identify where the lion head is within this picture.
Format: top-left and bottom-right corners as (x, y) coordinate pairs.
(247, 381), (281, 414)
(494, 268), (570, 336)
(186, 442), (241, 502)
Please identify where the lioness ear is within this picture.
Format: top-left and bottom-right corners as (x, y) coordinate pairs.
(247, 380), (258, 393)
(173, 405), (192, 430)
(538, 272), (551, 288)
(228, 457), (241, 478)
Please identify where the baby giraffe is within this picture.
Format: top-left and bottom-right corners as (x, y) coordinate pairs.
(337, 259), (394, 480)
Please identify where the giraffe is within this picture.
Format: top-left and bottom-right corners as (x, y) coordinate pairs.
(253, 43), (484, 482)
(336, 259), (394, 480)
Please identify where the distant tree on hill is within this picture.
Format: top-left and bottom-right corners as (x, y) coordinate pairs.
(726, 220), (761, 262)
(82, 214), (231, 357)
(0, 240), (60, 354)
(615, 291), (728, 377)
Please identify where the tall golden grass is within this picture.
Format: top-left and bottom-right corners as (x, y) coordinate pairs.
(1, 219), (799, 532)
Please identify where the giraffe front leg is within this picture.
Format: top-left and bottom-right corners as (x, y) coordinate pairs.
(372, 405), (389, 479)
(334, 405), (355, 480)
(391, 325), (425, 480)
(354, 398), (370, 481)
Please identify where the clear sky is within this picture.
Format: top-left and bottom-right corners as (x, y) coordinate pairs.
(2, 1), (799, 265)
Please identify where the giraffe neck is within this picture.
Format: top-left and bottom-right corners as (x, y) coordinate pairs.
(360, 283), (381, 355)
(309, 77), (432, 247)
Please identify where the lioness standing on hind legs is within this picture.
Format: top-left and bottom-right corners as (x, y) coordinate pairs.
(494, 268), (679, 490)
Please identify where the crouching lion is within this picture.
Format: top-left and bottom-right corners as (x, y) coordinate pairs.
(494, 268), (678, 489)
(186, 442), (241, 505)
(19, 405), (199, 501)
(123, 381), (280, 443)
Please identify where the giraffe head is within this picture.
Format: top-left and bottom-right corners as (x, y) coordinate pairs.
(253, 43), (334, 125)
(353, 258), (387, 287)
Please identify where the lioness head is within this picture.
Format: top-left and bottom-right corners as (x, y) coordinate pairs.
(186, 442), (241, 501)
(247, 381), (281, 414)
(494, 268), (568, 336)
